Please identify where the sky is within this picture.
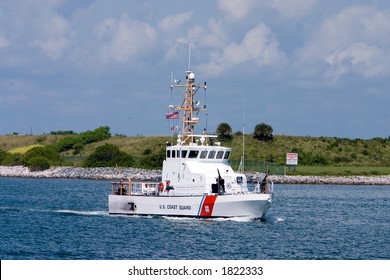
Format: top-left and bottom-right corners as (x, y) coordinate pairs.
(1, 0), (390, 139)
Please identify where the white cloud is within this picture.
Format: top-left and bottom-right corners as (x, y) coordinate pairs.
(33, 37), (68, 60)
(325, 43), (387, 79)
(201, 19), (227, 49)
(38, 21), (69, 60)
(158, 12), (193, 33)
(295, 5), (390, 80)
(269, 0), (316, 19)
(217, 0), (316, 21)
(0, 0), (71, 60)
(98, 14), (158, 64)
(198, 23), (287, 77)
(217, 0), (254, 21)
(29, 13), (70, 60)
(161, 18), (227, 64)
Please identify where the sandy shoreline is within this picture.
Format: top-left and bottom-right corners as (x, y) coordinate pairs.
(1, 165), (390, 185)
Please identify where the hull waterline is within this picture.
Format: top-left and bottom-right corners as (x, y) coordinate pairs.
(109, 193), (273, 219)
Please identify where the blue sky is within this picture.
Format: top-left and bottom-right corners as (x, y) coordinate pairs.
(1, 0), (390, 139)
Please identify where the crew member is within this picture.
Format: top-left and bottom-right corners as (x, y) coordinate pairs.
(165, 180), (174, 192)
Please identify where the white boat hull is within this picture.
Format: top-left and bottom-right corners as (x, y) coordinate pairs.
(108, 193), (273, 219)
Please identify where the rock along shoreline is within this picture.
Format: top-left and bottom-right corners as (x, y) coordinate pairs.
(1, 166), (390, 185)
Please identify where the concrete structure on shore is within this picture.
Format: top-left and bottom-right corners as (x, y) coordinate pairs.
(1, 166), (390, 185)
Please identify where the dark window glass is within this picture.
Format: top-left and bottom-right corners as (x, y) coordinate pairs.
(188, 150), (199, 158)
(208, 151), (216, 159)
(200, 151), (208, 158)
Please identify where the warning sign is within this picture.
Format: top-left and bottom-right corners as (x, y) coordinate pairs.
(286, 153), (298, 165)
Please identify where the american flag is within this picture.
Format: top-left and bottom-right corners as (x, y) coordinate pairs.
(166, 111), (179, 119)
(170, 125), (179, 131)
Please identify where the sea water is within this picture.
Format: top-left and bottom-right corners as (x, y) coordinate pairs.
(0, 177), (389, 260)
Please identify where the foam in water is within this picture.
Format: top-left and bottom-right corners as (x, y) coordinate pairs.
(55, 210), (108, 216)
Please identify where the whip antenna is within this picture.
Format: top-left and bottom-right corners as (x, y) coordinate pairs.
(188, 43), (191, 70)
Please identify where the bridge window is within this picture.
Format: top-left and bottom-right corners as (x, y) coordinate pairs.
(167, 150), (171, 158)
(188, 150), (199, 158)
(224, 151), (230, 159)
(216, 151), (224, 159)
(200, 151), (208, 159)
(208, 151), (216, 159)
(181, 150), (187, 158)
(172, 150), (176, 158)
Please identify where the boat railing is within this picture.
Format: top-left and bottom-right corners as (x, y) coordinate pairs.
(111, 179), (161, 196)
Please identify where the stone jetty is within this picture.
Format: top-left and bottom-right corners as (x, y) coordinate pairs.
(1, 166), (390, 185)
(267, 175), (390, 185)
(0, 166), (161, 181)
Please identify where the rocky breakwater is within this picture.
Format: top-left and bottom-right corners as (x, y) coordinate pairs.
(246, 173), (390, 185)
(0, 166), (161, 181)
(272, 175), (390, 185)
(2, 166), (390, 185)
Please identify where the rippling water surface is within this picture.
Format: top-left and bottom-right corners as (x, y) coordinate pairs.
(1, 177), (389, 259)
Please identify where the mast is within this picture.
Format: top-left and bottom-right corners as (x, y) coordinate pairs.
(170, 71), (207, 144)
(242, 90), (245, 173)
(168, 44), (207, 144)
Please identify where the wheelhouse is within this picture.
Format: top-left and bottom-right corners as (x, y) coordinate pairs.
(165, 146), (231, 162)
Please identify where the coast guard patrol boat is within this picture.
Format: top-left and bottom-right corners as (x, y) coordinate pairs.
(108, 68), (273, 219)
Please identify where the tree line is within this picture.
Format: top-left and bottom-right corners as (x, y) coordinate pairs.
(216, 122), (274, 142)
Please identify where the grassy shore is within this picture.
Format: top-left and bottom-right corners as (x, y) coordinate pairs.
(286, 166), (390, 176)
(1, 133), (390, 176)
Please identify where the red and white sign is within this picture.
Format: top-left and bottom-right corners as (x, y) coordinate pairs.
(286, 153), (298, 165)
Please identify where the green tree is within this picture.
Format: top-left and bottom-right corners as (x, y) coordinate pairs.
(27, 156), (51, 171)
(83, 144), (134, 167)
(56, 136), (79, 152)
(79, 126), (111, 144)
(216, 122), (233, 141)
(138, 149), (165, 169)
(50, 130), (77, 135)
(22, 146), (63, 171)
(253, 123), (274, 142)
(56, 126), (111, 154)
(0, 149), (7, 164)
(1, 153), (23, 166)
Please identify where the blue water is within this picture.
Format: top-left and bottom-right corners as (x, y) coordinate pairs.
(0, 177), (389, 260)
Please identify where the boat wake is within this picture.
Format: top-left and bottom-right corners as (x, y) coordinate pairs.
(261, 215), (286, 224)
(54, 210), (108, 216)
(1, 207), (108, 216)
